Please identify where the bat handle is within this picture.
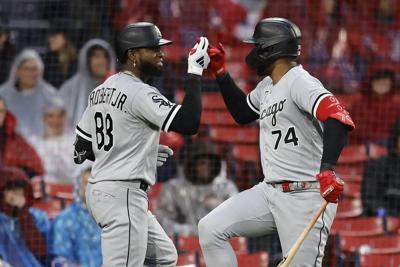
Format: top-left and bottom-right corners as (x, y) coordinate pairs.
(277, 200), (329, 267)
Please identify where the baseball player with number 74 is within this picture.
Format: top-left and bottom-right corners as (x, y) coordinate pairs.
(198, 17), (355, 267)
(73, 22), (210, 266)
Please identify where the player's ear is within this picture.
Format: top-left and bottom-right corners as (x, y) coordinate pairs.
(127, 49), (138, 63)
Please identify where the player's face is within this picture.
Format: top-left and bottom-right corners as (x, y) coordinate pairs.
(43, 107), (65, 137)
(16, 59), (40, 90)
(137, 46), (165, 77)
(0, 100), (6, 128)
(88, 48), (110, 79)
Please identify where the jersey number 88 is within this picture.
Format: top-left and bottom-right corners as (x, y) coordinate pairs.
(95, 112), (114, 151)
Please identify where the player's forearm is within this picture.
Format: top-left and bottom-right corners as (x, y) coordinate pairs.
(169, 74), (201, 135)
(216, 73), (258, 124)
(320, 118), (349, 171)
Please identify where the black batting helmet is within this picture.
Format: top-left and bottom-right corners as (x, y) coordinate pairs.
(243, 18), (301, 75)
(115, 22), (173, 62)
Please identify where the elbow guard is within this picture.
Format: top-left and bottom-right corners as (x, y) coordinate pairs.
(315, 95), (355, 130)
(74, 135), (95, 164)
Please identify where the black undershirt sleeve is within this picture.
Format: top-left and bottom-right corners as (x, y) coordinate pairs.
(320, 118), (350, 172)
(169, 74), (202, 135)
(216, 73), (259, 124)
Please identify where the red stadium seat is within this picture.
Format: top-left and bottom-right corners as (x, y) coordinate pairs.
(368, 143), (388, 159)
(148, 183), (163, 212)
(201, 110), (237, 126)
(32, 199), (62, 219)
(342, 181), (361, 199)
(340, 234), (400, 253)
(359, 253), (400, 267)
(233, 144), (259, 163)
(386, 217), (400, 234)
(201, 92), (226, 110)
(237, 252), (269, 267)
(331, 217), (384, 237)
(210, 126), (259, 144)
(45, 182), (74, 200)
(176, 252), (197, 266)
(336, 198), (363, 219)
(339, 173), (362, 183)
(336, 164), (365, 177)
(338, 144), (368, 164)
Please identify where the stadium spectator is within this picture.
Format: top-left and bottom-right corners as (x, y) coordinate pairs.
(156, 139), (237, 236)
(29, 99), (75, 184)
(51, 166), (102, 267)
(0, 96), (44, 178)
(358, 0), (400, 66)
(59, 39), (115, 127)
(0, 166), (50, 266)
(350, 65), (400, 144)
(0, 23), (16, 84)
(0, 49), (58, 140)
(303, 0), (361, 93)
(113, 0), (160, 30)
(362, 118), (400, 217)
(42, 19), (77, 88)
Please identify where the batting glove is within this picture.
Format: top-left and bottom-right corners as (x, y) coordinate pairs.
(187, 37), (210, 76)
(207, 42), (227, 77)
(157, 144), (174, 167)
(316, 170), (344, 203)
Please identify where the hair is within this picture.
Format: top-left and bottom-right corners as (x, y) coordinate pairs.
(57, 35), (77, 75)
(87, 45), (110, 64)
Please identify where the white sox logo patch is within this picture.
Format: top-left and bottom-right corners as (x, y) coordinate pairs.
(260, 99), (286, 126)
(152, 95), (173, 108)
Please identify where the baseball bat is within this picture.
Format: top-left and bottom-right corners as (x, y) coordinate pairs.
(276, 200), (329, 267)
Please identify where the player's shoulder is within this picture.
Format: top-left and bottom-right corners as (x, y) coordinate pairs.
(254, 76), (273, 91)
(287, 65), (325, 90)
(114, 72), (160, 95)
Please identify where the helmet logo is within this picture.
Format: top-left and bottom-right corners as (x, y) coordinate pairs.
(297, 45), (301, 56)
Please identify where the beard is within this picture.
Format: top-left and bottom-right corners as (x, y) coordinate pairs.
(139, 60), (163, 77)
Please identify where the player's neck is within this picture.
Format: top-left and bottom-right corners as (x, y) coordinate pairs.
(270, 60), (297, 85)
(122, 66), (150, 83)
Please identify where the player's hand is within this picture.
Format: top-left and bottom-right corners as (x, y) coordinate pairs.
(187, 37), (210, 76)
(316, 170), (344, 203)
(157, 144), (174, 167)
(207, 42), (226, 77)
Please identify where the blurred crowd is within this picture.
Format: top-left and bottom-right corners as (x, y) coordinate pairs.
(0, 0), (399, 266)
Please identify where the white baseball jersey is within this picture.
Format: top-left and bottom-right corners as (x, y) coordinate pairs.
(76, 71), (181, 185)
(247, 65), (332, 182)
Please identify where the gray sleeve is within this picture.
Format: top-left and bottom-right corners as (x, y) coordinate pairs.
(246, 82), (263, 115)
(290, 76), (332, 118)
(75, 107), (92, 141)
(131, 86), (181, 132)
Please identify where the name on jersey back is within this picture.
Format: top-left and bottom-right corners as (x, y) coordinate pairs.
(89, 87), (127, 111)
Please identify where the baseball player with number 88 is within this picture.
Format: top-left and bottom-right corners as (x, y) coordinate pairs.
(73, 22), (210, 266)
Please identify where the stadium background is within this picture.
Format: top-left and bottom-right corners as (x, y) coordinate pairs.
(0, 0), (399, 266)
